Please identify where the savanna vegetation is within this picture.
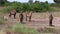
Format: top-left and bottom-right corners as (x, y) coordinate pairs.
(0, 0), (60, 34)
(0, 0), (60, 13)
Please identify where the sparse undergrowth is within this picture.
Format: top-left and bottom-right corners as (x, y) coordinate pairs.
(44, 27), (60, 34)
(44, 27), (55, 33)
(37, 26), (60, 34)
(4, 24), (60, 34)
(0, 17), (7, 24)
(5, 24), (40, 34)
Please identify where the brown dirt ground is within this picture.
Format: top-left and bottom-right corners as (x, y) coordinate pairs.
(0, 12), (60, 34)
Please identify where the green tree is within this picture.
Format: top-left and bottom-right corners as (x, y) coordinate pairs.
(54, 0), (60, 3)
(29, 0), (33, 4)
(34, 1), (40, 3)
(10, 1), (23, 12)
(0, 0), (8, 6)
(23, 3), (30, 11)
(3, 1), (50, 13)
(45, 1), (48, 4)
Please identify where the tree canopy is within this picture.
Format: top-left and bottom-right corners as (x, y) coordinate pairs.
(54, 0), (60, 3)
(0, 0), (8, 6)
(0, 0), (51, 12)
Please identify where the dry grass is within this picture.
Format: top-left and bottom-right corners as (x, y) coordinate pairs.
(0, 12), (60, 34)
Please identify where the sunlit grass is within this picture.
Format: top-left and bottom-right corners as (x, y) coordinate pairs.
(6, 24), (40, 34)
(0, 17), (6, 24)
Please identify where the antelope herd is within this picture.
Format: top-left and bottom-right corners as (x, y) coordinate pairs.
(8, 9), (53, 26)
(9, 10), (32, 23)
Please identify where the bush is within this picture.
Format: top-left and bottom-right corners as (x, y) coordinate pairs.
(0, 1), (55, 13)
(50, 3), (60, 8)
